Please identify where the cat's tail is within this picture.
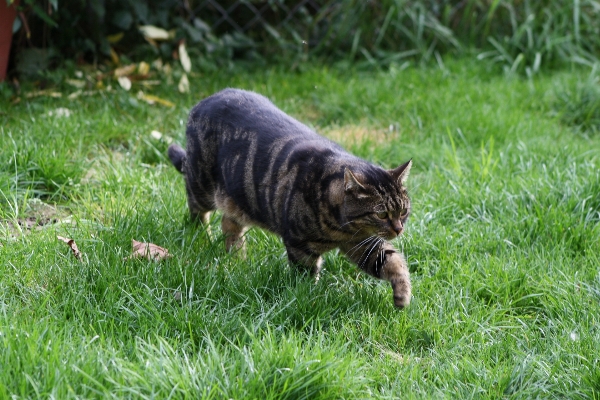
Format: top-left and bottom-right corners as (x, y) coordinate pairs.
(168, 144), (186, 174)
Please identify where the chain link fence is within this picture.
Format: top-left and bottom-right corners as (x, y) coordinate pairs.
(181, 0), (600, 69)
(191, 1), (322, 34)
(189, 0), (327, 45)
(185, 0), (360, 57)
(182, 1), (463, 63)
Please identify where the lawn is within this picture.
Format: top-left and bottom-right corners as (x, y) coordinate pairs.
(1, 59), (599, 398)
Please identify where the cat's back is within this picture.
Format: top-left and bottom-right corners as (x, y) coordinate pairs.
(189, 88), (321, 143)
(193, 88), (274, 120)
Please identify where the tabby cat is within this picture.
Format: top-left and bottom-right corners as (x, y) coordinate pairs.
(168, 89), (413, 308)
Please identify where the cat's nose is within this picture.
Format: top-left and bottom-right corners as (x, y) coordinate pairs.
(391, 222), (403, 235)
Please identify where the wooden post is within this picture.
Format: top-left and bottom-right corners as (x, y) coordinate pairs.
(0, 0), (19, 81)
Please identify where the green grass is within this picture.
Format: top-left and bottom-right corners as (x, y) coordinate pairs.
(1, 58), (600, 398)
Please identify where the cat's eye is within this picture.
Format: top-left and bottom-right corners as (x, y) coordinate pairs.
(399, 209), (409, 217)
(376, 211), (388, 219)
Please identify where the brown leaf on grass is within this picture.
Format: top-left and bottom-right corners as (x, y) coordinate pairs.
(149, 130), (173, 143)
(66, 79), (86, 89)
(47, 107), (72, 118)
(178, 73), (189, 94)
(107, 32), (124, 44)
(178, 41), (191, 73)
(137, 91), (175, 107)
(68, 90), (92, 100)
(138, 61), (150, 75)
(114, 64), (137, 77)
(57, 235), (82, 261)
(139, 80), (161, 87)
(126, 239), (171, 261)
(109, 47), (120, 65)
(25, 90), (62, 99)
(139, 25), (171, 41)
(117, 76), (132, 91)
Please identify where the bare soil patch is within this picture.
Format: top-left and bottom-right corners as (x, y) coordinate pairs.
(2, 199), (68, 236)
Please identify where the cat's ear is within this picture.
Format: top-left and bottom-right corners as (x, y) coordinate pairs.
(389, 159), (412, 185)
(344, 168), (366, 192)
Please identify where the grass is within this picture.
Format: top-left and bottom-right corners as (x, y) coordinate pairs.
(1, 58), (600, 398)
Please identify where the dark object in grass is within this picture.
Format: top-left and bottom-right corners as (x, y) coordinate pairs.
(169, 89), (413, 308)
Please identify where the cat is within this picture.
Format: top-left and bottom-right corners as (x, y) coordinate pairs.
(168, 88), (413, 308)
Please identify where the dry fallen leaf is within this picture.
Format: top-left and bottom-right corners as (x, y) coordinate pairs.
(150, 130), (163, 140)
(25, 90), (62, 99)
(178, 42), (191, 73)
(47, 107), (72, 118)
(178, 73), (189, 94)
(150, 130), (173, 143)
(110, 47), (120, 65)
(138, 61), (150, 75)
(118, 76), (132, 91)
(68, 90), (102, 100)
(140, 80), (161, 87)
(152, 58), (163, 70)
(66, 79), (86, 89)
(137, 91), (175, 107)
(107, 32), (124, 44)
(114, 64), (137, 78)
(126, 239), (171, 261)
(139, 25), (171, 41)
(57, 235), (82, 261)
(67, 90), (82, 100)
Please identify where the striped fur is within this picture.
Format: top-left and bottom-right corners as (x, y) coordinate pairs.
(168, 89), (413, 308)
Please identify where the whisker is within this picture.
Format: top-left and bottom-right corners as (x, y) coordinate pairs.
(359, 237), (381, 270)
(347, 236), (376, 258)
(376, 239), (385, 276)
(339, 220), (353, 228)
(347, 227), (368, 243)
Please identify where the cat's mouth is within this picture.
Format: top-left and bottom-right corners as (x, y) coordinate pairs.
(381, 229), (402, 240)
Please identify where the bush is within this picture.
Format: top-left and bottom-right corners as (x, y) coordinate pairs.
(554, 69), (600, 135)
(7, 0), (600, 76)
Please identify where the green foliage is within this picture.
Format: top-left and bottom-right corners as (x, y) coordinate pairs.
(1, 60), (600, 398)
(35, 0), (182, 59)
(324, 0), (600, 70)
(7, 0), (600, 76)
(553, 68), (600, 135)
(10, 0), (259, 75)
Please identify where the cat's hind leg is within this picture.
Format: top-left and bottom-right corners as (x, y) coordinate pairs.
(185, 193), (211, 225)
(187, 197), (210, 225)
(341, 240), (411, 308)
(193, 211), (211, 225)
(183, 174), (215, 225)
(221, 216), (248, 255)
(168, 144), (212, 224)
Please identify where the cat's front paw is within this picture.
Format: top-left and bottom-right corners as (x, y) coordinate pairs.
(382, 252), (411, 308)
(390, 278), (411, 308)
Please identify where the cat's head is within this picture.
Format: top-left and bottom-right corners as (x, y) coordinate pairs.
(342, 160), (412, 240)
